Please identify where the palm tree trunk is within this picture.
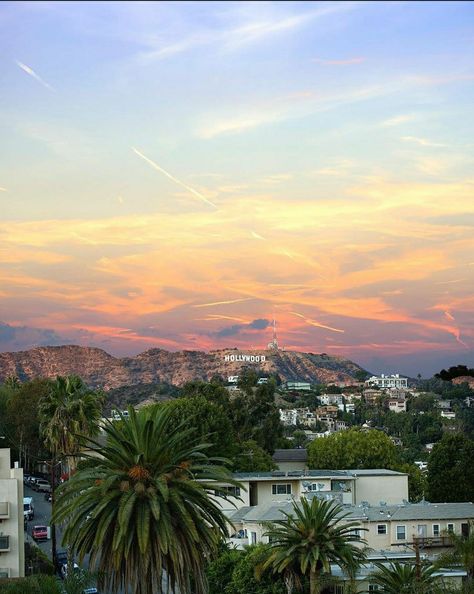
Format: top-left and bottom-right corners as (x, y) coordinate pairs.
(50, 458), (57, 570)
(310, 568), (321, 594)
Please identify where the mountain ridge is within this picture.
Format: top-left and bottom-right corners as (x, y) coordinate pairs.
(0, 345), (367, 389)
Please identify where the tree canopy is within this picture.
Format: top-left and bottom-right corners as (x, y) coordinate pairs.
(427, 433), (474, 502)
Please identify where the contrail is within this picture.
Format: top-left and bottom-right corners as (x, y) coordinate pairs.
(193, 297), (254, 308)
(16, 61), (54, 90)
(196, 314), (249, 323)
(290, 311), (345, 333)
(251, 230), (266, 240)
(0, 187), (7, 192)
(131, 147), (217, 208)
(444, 311), (455, 321)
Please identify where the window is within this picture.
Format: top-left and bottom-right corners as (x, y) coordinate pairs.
(396, 525), (406, 540)
(351, 528), (361, 539)
(417, 524), (427, 538)
(368, 585), (380, 592)
(377, 524), (387, 535)
(251, 532), (257, 545)
(433, 524), (440, 537)
(447, 523), (455, 533)
(215, 486), (241, 497)
(272, 483), (292, 495)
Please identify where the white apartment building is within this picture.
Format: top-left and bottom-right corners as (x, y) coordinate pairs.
(388, 398), (407, 413)
(0, 449), (24, 578)
(366, 374), (408, 389)
(279, 409), (298, 426)
(319, 394), (344, 406)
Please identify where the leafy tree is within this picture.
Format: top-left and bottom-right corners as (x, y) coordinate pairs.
(163, 396), (237, 459)
(394, 463), (427, 503)
(263, 498), (366, 594)
(436, 520), (474, 582)
(354, 370), (370, 382)
(427, 433), (474, 502)
(180, 380), (230, 407)
(308, 428), (399, 470)
(0, 575), (61, 594)
(233, 440), (276, 472)
(53, 405), (237, 594)
(408, 394), (436, 413)
(231, 544), (285, 594)
(369, 561), (438, 593)
(436, 365), (474, 382)
(237, 368), (259, 395)
(206, 546), (241, 594)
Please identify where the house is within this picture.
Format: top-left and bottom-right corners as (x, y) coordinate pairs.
(211, 468), (409, 515)
(363, 389), (381, 404)
(315, 406), (339, 424)
(319, 394), (344, 406)
(283, 381), (312, 391)
(227, 498), (473, 591)
(272, 449), (308, 472)
(365, 374), (408, 389)
(0, 449), (24, 578)
(388, 398), (407, 413)
(441, 411), (456, 420)
(279, 409), (298, 426)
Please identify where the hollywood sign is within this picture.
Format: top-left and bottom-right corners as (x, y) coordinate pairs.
(224, 354), (266, 363)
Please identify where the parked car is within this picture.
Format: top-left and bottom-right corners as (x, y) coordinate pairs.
(83, 589), (98, 594)
(44, 492), (52, 502)
(60, 562), (79, 580)
(32, 525), (48, 541)
(35, 480), (51, 493)
(23, 497), (34, 520)
(55, 551), (68, 575)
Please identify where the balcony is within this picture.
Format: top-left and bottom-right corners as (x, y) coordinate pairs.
(413, 536), (453, 548)
(0, 503), (9, 520)
(0, 536), (9, 552)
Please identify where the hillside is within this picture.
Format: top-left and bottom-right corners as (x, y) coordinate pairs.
(0, 345), (366, 390)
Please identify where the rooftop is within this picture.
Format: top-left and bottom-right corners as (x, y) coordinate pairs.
(272, 449), (308, 462)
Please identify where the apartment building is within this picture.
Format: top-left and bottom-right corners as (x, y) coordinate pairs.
(388, 397), (407, 413)
(0, 449), (24, 578)
(366, 374), (408, 389)
(212, 468), (409, 514)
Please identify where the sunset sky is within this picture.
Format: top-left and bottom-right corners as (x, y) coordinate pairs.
(1, 1), (473, 377)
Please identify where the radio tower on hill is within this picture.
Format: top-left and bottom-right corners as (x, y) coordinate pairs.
(267, 317), (280, 350)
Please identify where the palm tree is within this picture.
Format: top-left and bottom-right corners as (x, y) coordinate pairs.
(436, 521), (474, 581)
(53, 405), (239, 594)
(39, 375), (104, 472)
(263, 497), (367, 594)
(369, 561), (438, 593)
(39, 375), (104, 567)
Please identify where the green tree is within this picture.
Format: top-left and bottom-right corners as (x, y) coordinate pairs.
(206, 545), (241, 594)
(0, 575), (61, 594)
(163, 396), (237, 460)
(180, 380), (230, 407)
(53, 405), (238, 594)
(39, 375), (104, 471)
(39, 375), (104, 567)
(231, 544), (285, 594)
(233, 440), (276, 472)
(427, 433), (474, 502)
(263, 498), (366, 594)
(395, 463), (427, 503)
(369, 561), (438, 593)
(437, 520), (474, 581)
(308, 428), (398, 470)
(237, 369), (259, 395)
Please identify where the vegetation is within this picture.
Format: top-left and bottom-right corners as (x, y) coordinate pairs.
(0, 575), (61, 594)
(263, 498), (366, 594)
(369, 561), (438, 593)
(53, 405), (238, 594)
(437, 520), (474, 581)
(427, 433), (474, 502)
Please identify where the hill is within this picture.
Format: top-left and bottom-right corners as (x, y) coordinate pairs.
(0, 345), (367, 390)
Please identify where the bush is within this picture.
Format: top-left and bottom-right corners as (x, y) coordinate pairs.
(24, 543), (54, 575)
(0, 574), (61, 593)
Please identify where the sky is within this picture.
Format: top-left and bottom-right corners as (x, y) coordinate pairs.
(1, 1), (473, 377)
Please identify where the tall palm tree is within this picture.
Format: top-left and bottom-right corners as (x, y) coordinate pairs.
(369, 561), (438, 593)
(436, 521), (474, 581)
(263, 497), (367, 594)
(53, 405), (239, 594)
(39, 375), (104, 567)
(39, 375), (104, 472)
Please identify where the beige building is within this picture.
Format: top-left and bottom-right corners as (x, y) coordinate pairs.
(0, 449), (24, 578)
(212, 468), (409, 514)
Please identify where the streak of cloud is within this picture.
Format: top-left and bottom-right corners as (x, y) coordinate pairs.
(16, 60), (54, 90)
(444, 311), (455, 321)
(380, 114), (416, 127)
(251, 230), (266, 240)
(0, 187), (7, 192)
(312, 57), (365, 65)
(196, 314), (249, 323)
(193, 297), (254, 308)
(131, 147), (217, 208)
(290, 311), (345, 334)
(401, 136), (446, 148)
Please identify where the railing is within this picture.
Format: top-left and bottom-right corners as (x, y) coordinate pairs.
(0, 503), (9, 520)
(412, 536), (453, 548)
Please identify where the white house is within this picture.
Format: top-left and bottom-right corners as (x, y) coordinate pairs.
(366, 374), (408, 389)
(0, 449), (24, 578)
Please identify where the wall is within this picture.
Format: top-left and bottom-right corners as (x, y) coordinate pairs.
(0, 449), (24, 578)
(354, 474), (408, 505)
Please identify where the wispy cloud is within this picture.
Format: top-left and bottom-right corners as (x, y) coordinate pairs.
(312, 56), (365, 65)
(193, 297), (255, 309)
(401, 136), (447, 148)
(290, 311), (345, 334)
(0, 187), (7, 192)
(380, 114), (416, 127)
(131, 147), (217, 208)
(15, 60), (54, 90)
(251, 230), (266, 240)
